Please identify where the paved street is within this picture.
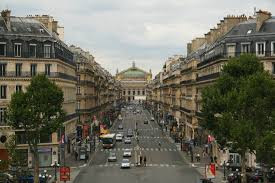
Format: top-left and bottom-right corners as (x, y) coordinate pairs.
(74, 105), (203, 183)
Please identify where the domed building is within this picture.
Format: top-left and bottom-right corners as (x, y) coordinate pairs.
(116, 62), (152, 102)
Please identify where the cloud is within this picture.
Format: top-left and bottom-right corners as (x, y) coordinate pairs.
(1, 0), (275, 76)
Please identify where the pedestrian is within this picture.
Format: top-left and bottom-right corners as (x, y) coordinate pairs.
(140, 155), (143, 166)
(196, 153), (200, 162)
(75, 151), (78, 161)
(210, 156), (214, 163)
(202, 149), (206, 158)
(143, 156), (147, 167)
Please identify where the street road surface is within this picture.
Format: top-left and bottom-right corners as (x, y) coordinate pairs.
(74, 104), (203, 183)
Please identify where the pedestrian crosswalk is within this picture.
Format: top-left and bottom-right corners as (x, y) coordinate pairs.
(97, 147), (178, 152)
(111, 128), (160, 132)
(95, 163), (177, 168)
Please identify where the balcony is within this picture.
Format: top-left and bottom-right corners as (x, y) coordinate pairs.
(196, 72), (220, 82)
(0, 71), (76, 81)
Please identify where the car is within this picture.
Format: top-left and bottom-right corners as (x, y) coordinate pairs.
(118, 131), (124, 137)
(127, 130), (133, 137)
(121, 159), (130, 168)
(124, 137), (131, 144)
(144, 120), (149, 124)
(123, 149), (132, 157)
(118, 124), (123, 130)
(108, 152), (117, 162)
(116, 134), (123, 141)
(0, 172), (14, 182)
(150, 117), (155, 121)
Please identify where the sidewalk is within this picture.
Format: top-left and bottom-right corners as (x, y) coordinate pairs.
(162, 128), (226, 183)
(48, 138), (99, 183)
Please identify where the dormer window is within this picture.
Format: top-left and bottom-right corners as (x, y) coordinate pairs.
(14, 43), (22, 57)
(29, 44), (36, 58)
(44, 45), (51, 58)
(40, 29), (44, 33)
(271, 41), (275, 56)
(0, 43), (6, 56)
(241, 43), (250, 53)
(256, 42), (265, 57)
(226, 43), (236, 58)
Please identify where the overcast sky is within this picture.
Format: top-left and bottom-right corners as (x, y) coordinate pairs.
(1, 0), (275, 76)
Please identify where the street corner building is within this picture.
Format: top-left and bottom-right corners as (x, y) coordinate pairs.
(116, 62), (152, 102)
(0, 10), (74, 168)
(146, 10), (275, 168)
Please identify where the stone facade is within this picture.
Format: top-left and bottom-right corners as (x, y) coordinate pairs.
(116, 62), (152, 102)
(147, 10), (275, 165)
(0, 10), (122, 168)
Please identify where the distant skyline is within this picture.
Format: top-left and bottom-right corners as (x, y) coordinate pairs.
(2, 0), (275, 76)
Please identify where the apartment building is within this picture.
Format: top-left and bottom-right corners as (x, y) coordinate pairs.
(0, 10), (77, 167)
(148, 10), (275, 163)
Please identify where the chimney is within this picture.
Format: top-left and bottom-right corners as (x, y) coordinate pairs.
(1, 9), (11, 31)
(187, 43), (192, 56)
(256, 10), (271, 32)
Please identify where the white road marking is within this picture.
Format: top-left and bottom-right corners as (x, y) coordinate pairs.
(160, 164), (164, 167)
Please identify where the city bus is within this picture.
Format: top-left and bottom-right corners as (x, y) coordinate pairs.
(100, 133), (116, 149)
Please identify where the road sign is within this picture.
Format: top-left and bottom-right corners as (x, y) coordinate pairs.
(60, 166), (70, 181)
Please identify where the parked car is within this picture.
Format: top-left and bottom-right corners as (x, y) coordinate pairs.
(267, 168), (275, 182)
(124, 137), (131, 144)
(121, 159), (130, 168)
(116, 134), (123, 141)
(150, 117), (155, 121)
(118, 131), (124, 138)
(144, 120), (148, 124)
(108, 152), (117, 162)
(123, 149), (132, 157)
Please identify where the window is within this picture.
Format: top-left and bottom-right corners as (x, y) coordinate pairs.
(0, 43), (6, 56)
(226, 44), (236, 57)
(29, 44), (36, 58)
(77, 87), (81, 94)
(256, 42), (265, 57)
(77, 101), (80, 109)
(142, 90), (145, 95)
(30, 64), (37, 77)
(128, 91), (130, 95)
(0, 85), (7, 99)
(138, 90), (140, 95)
(271, 41), (275, 56)
(241, 43), (250, 53)
(45, 64), (51, 76)
(16, 85), (22, 92)
(0, 63), (6, 76)
(133, 90), (135, 95)
(123, 90), (125, 95)
(15, 63), (22, 77)
(40, 133), (52, 143)
(15, 131), (28, 144)
(44, 45), (51, 58)
(14, 43), (22, 57)
(76, 64), (80, 71)
(0, 107), (6, 124)
(77, 75), (80, 82)
(272, 63), (275, 74)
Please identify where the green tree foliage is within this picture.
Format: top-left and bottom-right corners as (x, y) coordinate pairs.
(201, 54), (275, 182)
(7, 75), (65, 183)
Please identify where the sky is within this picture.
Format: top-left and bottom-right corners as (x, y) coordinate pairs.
(1, 0), (275, 76)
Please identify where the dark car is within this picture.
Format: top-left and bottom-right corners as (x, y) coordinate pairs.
(247, 170), (264, 183)
(144, 120), (148, 124)
(267, 169), (275, 182)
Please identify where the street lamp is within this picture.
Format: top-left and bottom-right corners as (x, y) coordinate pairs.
(39, 170), (51, 183)
(51, 160), (60, 182)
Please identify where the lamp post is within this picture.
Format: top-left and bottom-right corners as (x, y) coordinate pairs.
(223, 160), (226, 181)
(39, 169), (52, 183)
(51, 160), (60, 182)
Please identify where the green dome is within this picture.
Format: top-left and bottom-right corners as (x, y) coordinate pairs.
(122, 68), (146, 78)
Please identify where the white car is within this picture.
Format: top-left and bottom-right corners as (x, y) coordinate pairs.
(123, 149), (132, 157)
(118, 132), (124, 138)
(121, 159), (130, 168)
(116, 134), (123, 141)
(151, 117), (155, 121)
(124, 137), (131, 144)
(108, 152), (117, 162)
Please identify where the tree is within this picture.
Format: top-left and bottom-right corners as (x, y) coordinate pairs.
(201, 54), (275, 183)
(7, 75), (65, 183)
